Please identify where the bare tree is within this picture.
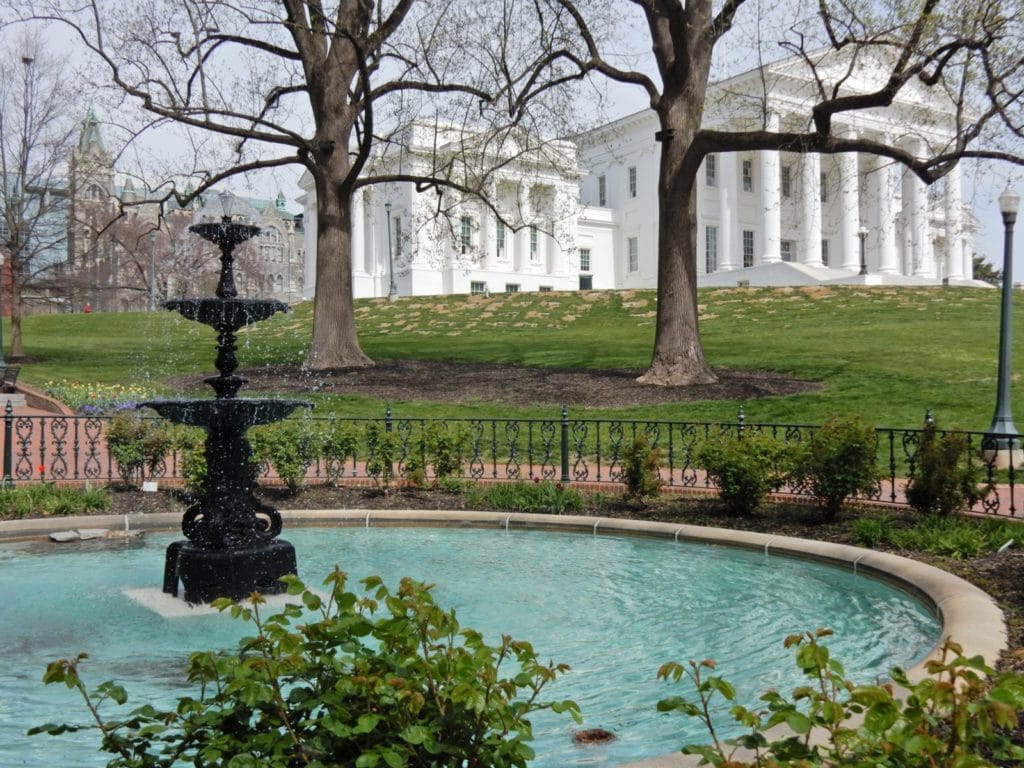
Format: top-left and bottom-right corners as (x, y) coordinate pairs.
(560, 0), (1024, 384)
(20, 0), (589, 369)
(0, 31), (79, 356)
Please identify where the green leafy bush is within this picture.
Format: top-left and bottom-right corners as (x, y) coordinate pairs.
(365, 421), (400, 490)
(905, 423), (983, 516)
(467, 478), (584, 515)
(249, 420), (322, 493)
(657, 628), (1024, 767)
(850, 513), (896, 548)
(33, 570), (580, 768)
(891, 515), (1018, 559)
(106, 410), (174, 487)
(790, 415), (880, 519)
(170, 426), (206, 495)
(621, 432), (662, 502)
(695, 431), (791, 515)
(319, 419), (360, 483)
(0, 484), (109, 519)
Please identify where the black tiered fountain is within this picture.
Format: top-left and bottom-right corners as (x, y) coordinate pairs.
(145, 216), (310, 604)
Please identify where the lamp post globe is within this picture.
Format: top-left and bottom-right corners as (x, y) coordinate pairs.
(984, 185), (1021, 468)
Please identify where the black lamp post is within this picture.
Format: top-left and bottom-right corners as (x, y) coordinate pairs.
(149, 228), (157, 311)
(858, 226), (869, 276)
(385, 201), (397, 302)
(984, 185), (1020, 464)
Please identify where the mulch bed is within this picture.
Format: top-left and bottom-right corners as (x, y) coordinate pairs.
(169, 360), (821, 408)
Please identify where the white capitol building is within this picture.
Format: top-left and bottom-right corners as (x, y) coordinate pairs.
(299, 50), (983, 300)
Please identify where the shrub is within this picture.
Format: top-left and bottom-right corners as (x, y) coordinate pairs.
(695, 430), (791, 515)
(319, 419), (360, 483)
(106, 410), (174, 487)
(905, 423), (983, 516)
(891, 515), (1019, 559)
(365, 421), (400, 490)
(249, 420), (321, 493)
(0, 484), (109, 519)
(657, 629), (1024, 767)
(170, 426), (206, 495)
(467, 478), (584, 515)
(850, 513), (896, 548)
(621, 432), (662, 502)
(33, 570), (581, 768)
(790, 415), (880, 519)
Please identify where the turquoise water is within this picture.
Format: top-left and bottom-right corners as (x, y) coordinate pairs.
(1, 526), (938, 767)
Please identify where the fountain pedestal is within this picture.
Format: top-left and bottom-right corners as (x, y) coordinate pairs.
(144, 216), (310, 603)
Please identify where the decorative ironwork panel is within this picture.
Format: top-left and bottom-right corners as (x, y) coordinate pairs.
(47, 418), (70, 480)
(571, 420), (589, 481)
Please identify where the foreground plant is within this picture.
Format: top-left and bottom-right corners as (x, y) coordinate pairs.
(657, 629), (1024, 767)
(33, 569), (579, 768)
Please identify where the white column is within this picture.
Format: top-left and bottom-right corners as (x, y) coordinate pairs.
(718, 152), (737, 270)
(480, 208), (496, 268)
(873, 153), (899, 274)
(516, 183), (532, 271)
(800, 153), (823, 266)
(944, 163), (964, 280)
(760, 113), (781, 263)
(351, 189), (366, 275)
(962, 234), (973, 280)
(837, 138), (861, 271)
(906, 140), (932, 276)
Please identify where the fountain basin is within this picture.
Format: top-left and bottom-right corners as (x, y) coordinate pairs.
(166, 297), (289, 331)
(0, 511), (1005, 768)
(142, 397), (312, 428)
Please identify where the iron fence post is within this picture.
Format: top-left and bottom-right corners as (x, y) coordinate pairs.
(560, 406), (570, 484)
(3, 399), (12, 488)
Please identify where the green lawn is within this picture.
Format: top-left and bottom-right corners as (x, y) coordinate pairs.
(11, 285), (1022, 430)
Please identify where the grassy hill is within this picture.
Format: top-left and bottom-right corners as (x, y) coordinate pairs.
(13, 285), (1022, 429)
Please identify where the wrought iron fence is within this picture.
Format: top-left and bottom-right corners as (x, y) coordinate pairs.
(2, 403), (1020, 517)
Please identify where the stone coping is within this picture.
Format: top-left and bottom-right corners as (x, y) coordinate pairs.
(0, 509), (1007, 768)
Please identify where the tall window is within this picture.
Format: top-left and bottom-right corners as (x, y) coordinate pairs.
(496, 220), (505, 257)
(579, 247), (591, 272)
(0, 218), (9, 242)
(780, 165), (792, 198)
(597, 175), (607, 206)
(529, 225), (539, 260)
(705, 226), (718, 272)
(820, 171), (829, 202)
(742, 230), (755, 267)
(742, 159), (753, 192)
(393, 217), (403, 258)
(821, 239), (830, 267)
(706, 155), (718, 187)
(780, 240), (794, 262)
(627, 237), (638, 272)
(460, 215), (472, 253)
(260, 225), (283, 262)
(628, 166), (637, 198)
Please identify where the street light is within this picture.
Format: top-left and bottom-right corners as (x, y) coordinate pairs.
(858, 226), (869, 276)
(149, 228), (157, 311)
(384, 201), (397, 302)
(984, 184), (1021, 467)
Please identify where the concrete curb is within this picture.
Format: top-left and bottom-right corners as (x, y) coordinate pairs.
(1, 509), (1007, 768)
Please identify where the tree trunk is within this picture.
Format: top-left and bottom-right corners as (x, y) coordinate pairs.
(303, 176), (373, 370)
(8, 255), (22, 358)
(637, 122), (717, 386)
